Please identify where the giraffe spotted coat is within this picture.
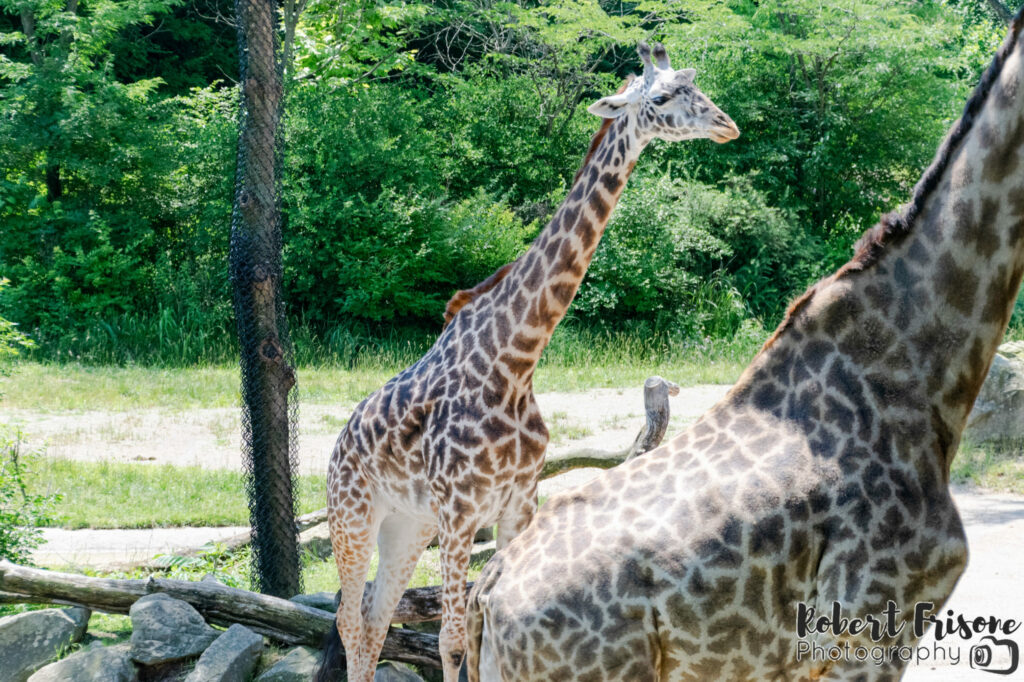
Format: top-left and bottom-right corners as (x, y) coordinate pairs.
(467, 14), (1024, 682)
(317, 43), (740, 682)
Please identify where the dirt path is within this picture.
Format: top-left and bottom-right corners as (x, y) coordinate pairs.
(905, 488), (1024, 679)
(32, 526), (250, 568)
(7, 384), (734, 474)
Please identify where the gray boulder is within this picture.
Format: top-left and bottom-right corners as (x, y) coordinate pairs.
(255, 646), (319, 681)
(0, 607), (91, 682)
(183, 624), (263, 682)
(288, 591), (336, 613)
(129, 593), (219, 666)
(27, 643), (137, 682)
(375, 662), (425, 681)
(966, 341), (1024, 444)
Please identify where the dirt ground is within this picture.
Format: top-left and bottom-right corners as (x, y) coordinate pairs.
(7, 383), (733, 474)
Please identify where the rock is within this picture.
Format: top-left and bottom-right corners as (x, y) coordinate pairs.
(27, 643), (137, 682)
(0, 607), (91, 682)
(288, 591), (336, 613)
(129, 593), (219, 666)
(254, 646), (319, 681)
(375, 662), (425, 681)
(183, 624), (263, 682)
(966, 341), (1024, 444)
(299, 523), (332, 559)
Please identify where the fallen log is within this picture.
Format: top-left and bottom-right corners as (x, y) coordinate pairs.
(541, 375), (679, 478)
(0, 561), (442, 668)
(0, 559), (466, 625)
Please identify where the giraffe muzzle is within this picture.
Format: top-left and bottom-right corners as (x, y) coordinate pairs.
(710, 121), (741, 143)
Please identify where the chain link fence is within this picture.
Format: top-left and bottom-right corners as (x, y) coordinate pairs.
(229, 0), (301, 598)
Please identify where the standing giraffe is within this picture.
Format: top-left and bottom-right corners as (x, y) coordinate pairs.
(316, 43), (740, 682)
(467, 14), (1024, 682)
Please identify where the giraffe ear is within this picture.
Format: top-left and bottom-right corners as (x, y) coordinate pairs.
(587, 93), (632, 118)
(678, 68), (696, 84)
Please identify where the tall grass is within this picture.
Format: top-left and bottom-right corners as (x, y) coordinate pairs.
(28, 307), (240, 367)
(23, 299), (767, 373)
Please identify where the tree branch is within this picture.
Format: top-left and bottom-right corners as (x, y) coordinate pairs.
(0, 561), (442, 667)
(987, 0), (1014, 23)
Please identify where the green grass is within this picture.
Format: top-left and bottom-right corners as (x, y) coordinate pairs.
(0, 362), (397, 412)
(3, 327), (761, 412)
(301, 545), (493, 595)
(951, 440), (1024, 494)
(32, 459), (327, 529)
(546, 411), (593, 445)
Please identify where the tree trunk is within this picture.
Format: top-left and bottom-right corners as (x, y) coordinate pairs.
(45, 164), (62, 203)
(230, 0), (299, 598)
(987, 0), (1014, 23)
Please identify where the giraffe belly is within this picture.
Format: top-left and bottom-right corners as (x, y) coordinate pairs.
(367, 471), (439, 522)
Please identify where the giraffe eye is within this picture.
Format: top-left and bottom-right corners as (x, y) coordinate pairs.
(651, 95), (669, 106)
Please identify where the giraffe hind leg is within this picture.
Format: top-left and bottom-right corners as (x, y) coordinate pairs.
(496, 479), (538, 549)
(360, 514), (438, 675)
(320, 466), (383, 682)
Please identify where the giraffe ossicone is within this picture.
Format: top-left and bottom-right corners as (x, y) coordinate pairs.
(315, 42), (738, 682)
(465, 12), (1024, 682)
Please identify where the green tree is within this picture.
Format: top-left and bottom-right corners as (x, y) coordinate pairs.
(653, 0), (1000, 247)
(0, 0), (181, 331)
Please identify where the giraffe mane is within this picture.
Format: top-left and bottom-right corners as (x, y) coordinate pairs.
(763, 8), (1024, 350)
(443, 261), (517, 329)
(442, 74), (638, 330)
(572, 74), (636, 185)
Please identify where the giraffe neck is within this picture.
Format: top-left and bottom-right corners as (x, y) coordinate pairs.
(468, 115), (644, 385)
(738, 21), (1024, 476)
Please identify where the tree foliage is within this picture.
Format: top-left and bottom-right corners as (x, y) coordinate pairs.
(0, 0), (1013, 362)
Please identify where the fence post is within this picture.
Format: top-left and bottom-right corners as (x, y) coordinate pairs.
(229, 0), (300, 598)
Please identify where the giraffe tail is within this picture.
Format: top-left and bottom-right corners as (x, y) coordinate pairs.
(314, 604), (346, 682)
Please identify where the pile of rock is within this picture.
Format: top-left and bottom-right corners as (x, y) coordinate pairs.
(0, 593), (426, 682)
(966, 340), (1024, 445)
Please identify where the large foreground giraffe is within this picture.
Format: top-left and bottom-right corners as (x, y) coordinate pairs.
(467, 15), (1024, 682)
(316, 44), (740, 682)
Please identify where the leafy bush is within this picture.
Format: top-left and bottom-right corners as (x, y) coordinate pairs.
(285, 84), (535, 326)
(2, 84), (238, 364)
(0, 0), (1007, 364)
(0, 280), (34, 373)
(426, 71), (597, 212)
(0, 428), (60, 564)
(573, 172), (817, 335)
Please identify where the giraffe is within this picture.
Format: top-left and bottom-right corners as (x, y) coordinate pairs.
(315, 43), (740, 682)
(466, 14), (1024, 682)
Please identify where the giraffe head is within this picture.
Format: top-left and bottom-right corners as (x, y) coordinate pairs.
(588, 43), (739, 144)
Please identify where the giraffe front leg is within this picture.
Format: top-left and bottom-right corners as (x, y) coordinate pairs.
(437, 518), (476, 681)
